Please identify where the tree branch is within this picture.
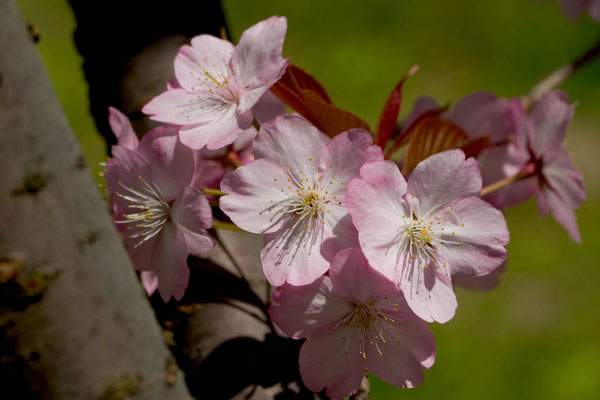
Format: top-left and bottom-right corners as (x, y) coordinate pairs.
(525, 35), (600, 106)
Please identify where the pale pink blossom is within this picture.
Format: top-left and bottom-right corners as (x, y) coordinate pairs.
(143, 16), (288, 150)
(105, 108), (215, 301)
(346, 150), (509, 323)
(527, 92), (586, 242)
(270, 248), (435, 399)
(220, 115), (383, 286)
(560, 0), (600, 21)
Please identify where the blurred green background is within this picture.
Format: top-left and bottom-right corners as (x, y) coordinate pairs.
(16, 0), (600, 399)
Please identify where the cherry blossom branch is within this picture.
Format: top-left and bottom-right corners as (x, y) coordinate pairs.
(480, 163), (535, 197)
(524, 35), (600, 107)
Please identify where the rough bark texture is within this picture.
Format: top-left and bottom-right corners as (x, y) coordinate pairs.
(0, 1), (192, 398)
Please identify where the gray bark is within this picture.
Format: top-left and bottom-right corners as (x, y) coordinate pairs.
(0, 1), (191, 398)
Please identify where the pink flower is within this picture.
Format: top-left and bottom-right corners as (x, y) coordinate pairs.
(528, 92), (586, 242)
(142, 16), (288, 150)
(346, 150), (509, 323)
(220, 115), (383, 286)
(270, 248), (435, 399)
(403, 93), (534, 208)
(560, 0), (600, 21)
(105, 108), (215, 301)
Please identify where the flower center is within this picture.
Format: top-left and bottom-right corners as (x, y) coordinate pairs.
(294, 187), (329, 219)
(261, 172), (338, 265)
(336, 301), (398, 359)
(405, 217), (434, 249)
(115, 176), (170, 247)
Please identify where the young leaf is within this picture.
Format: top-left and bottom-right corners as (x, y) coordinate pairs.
(272, 64), (370, 137)
(375, 65), (419, 147)
(402, 115), (467, 175)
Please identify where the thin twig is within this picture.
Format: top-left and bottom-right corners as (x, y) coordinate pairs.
(524, 36), (600, 107)
(480, 164), (535, 197)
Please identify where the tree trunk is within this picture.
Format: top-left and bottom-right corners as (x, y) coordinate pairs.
(0, 1), (191, 398)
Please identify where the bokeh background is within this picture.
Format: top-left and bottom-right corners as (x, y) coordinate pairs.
(16, 0), (600, 398)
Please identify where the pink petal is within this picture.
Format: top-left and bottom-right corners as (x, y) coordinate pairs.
(399, 261), (457, 323)
(365, 321), (431, 388)
(591, 0), (600, 20)
(175, 36), (233, 92)
(346, 161), (409, 283)
(108, 107), (138, 149)
(255, 115), (327, 179)
(529, 91), (574, 156)
(347, 160), (408, 227)
(171, 186), (214, 256)
(231, 16), (288, 112)
(540, 188), (581, 242)
(140, 271), (159, 296)
(220, 159), (293, 234)
(328, 248), (398, 304)
(447, 93), (524, 143)
(543, 150), (586, 210)
(261, 222), (333, 286)
(407, 149), (481, 215)
(142, 132), (195, 201)
(252, 90), (286, 124)
(153, 224), (190, 302)
(190, 157), (226, 190)
(232, 126), (257, 151)
(434, 196), (509, 276)
(539, 150), (585, 242)
(299, 324), (366, 400)
(320, 129), (384, 194)
(269, 277), (352, 339)
(143, 88), (231, 126)
(178, 104), (242, 150)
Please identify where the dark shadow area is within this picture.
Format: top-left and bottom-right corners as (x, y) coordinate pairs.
(68, 0), (228, 152)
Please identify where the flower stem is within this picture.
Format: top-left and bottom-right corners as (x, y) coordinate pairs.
(212, 220), (243, 232)
(524, 35), (600, 107)
(480, 164), (535, 197)
(203, 188), (225, 197)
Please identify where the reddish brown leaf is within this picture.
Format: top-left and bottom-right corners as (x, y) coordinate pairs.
(285, 64), (332, 104)
(376, 65), (419, 148)
(385, 107), (447, 158)
(302, 96), (370, 136)
(402, 116), (468, 175)
(461, 136), (493, 158)
(272, 64), (370, 137)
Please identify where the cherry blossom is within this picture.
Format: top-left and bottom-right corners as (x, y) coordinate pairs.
(270, 248), (435, 399)
(142, 16), (288, 150)
(527, 91), (586, 242)
(346, 150), (509, 323)
(220, 115), (383, 286)
(105, 108), (215, 301)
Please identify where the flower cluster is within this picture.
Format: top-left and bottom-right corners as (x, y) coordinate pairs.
(103, 14), (586, 399)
